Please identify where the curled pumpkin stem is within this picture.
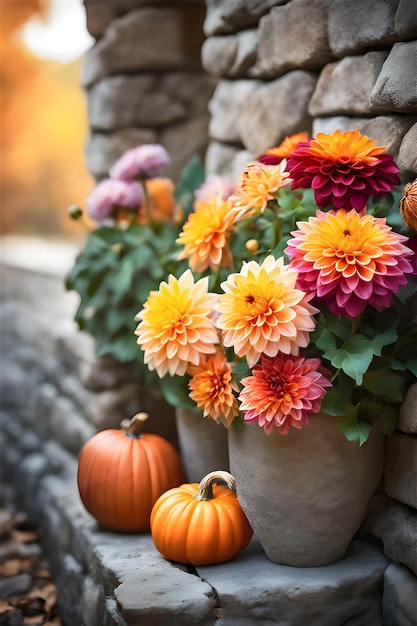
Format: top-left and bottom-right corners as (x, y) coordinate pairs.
(121, 412), (149, 437)
(195, 470), (236, 501)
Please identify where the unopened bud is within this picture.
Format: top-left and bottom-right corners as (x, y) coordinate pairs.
(111, 243), (122, 254)
(245, 239), (259, 254)
(68, 205), (83, 220)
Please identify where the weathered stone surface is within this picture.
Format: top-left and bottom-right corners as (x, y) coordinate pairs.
(309, 52), (389, 116)
(81, 7), (205, 87)
(328, 0), (400, 57)
(83, 0), (205, 39)
(312, 114), (417, 158)
(370, 41), (417, 113)
(201, 30), (258, 78)
(397, 123), (417, 174)
(80, 355), (135, 392)
(385, 432), (417, 509)
(50, 396), (96, 455)
(204, 140), (253, 179)
(0, 573), (32, 599)
(198, 539), (388, 626)
(208, 79), (263, 144)
(395, 0), (417, 40)
(398, 383), (417, 435)
(367, 494), (417, 576)
(257, 0), (334, 77)
(159, 116), (211, 182)
(87, 73), (215, 130)
(236, 71), (316, 155)
(203, 0), (286, 36)
(383, 563), (417, 626)
(85, 129), (157, 181)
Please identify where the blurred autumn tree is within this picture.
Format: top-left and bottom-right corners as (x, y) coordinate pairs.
(0, 0), (93, 237)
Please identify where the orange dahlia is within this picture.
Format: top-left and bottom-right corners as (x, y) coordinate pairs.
(188, 351), (239, 427)
(229, 160), (291, 222)
(134, 270), (219, 377)
(285, 209), (413, 318)
(215, 255), (318, 368)
(287, 129), (401, 210)
(400, 179), (417, 231)
(239, 353), (332, 435)
(176, 196), (234, 272)
(258, 131), (309, 165)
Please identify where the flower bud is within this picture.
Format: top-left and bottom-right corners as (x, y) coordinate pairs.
(245, 239), (259, 254)
(68, 205), (83, 220)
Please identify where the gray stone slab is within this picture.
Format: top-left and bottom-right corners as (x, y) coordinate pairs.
(370, 41), (417, 113)
(383, 563), (417, 626)
(198, 538), (388, 626)
(385, 432), (417, 509)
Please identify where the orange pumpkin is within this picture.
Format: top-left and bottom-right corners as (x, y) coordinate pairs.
(150, 470), (253, 565)
(77, 413), (185, 532)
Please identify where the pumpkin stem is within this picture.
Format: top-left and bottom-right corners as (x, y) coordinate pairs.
(194, 471), (236, 501)
(121, 413), (149, 438)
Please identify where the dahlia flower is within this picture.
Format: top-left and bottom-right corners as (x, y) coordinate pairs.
(400, 179), (417, 231)
(239, 353), (332, 435)
(287, 129), (401, 211)
(134, 270), (219, 377)
(258, 131), (309, 165)
(188, 351), (239, 427)
(215, 255), (318, 368)
(136, 177), (176, 225)
(285, 209), (413, 318)
(194, 175), (236, 203)
(110, 144), (170, 181)
(229, 160), (292, 222)
(176, 196), (234, 272)
(86, 179), (142, 222)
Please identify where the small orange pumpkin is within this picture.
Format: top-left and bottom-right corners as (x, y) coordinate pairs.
(150, 470), (253, 565)
(77, 412), (185, 532)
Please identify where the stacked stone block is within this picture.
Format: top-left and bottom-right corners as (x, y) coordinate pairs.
(82, 0), (216, 182)
(202, 0), (417, 181)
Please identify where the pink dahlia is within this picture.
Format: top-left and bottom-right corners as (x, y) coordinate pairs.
(86, 179), (142, 221)
(110, 144), (170, 181)
(194, 175), (236, 203)
(239, 353), (332, 435)
(285, 209), (414, 318)
(287, 129), (401, 211)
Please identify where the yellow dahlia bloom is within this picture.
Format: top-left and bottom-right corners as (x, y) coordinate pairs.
(188, 351), (239, 427)
(135, 270), (219, 377)
(176, 196), (234, 272)
(229, 160), (291, 222)
(215, 255), (318, 368)
(259, 131), (309, 164)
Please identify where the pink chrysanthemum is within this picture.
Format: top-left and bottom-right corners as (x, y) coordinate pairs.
(215, 255), (318, 368)
(188, 351), (239, 427)
(194, 175), (236, 203)
(110, 144), (170, 181)
(239, 353), (332, 435)
(285, 209), (413, 318)
(86, 179), (142, 221)
(287, 129), (401, 211)
(134, 270), (219, 377)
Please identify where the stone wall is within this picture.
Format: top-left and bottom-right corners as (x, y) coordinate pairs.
(202, 0), (417, 181)
(82, 0), (216, 182)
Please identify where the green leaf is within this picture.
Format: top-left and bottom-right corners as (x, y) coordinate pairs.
(362, 369), (405, 403)
(320, 376), (353, 416)
(174, 156), (205, 217)
(159, 374), (196, 410)
(323, 335), (375, 385)
(340, 406), (372, 446)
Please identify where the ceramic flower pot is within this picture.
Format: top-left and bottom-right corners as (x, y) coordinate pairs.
(228, 414), (384, 567)
(175, 407), (229, 482)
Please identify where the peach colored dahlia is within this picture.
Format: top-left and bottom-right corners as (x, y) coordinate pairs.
(258, 131), (309, 165)
(285, 209), (413, 318)
(229, 161), (291, 222)
(239, 353), (332, 435)
(134, 270), (219, 377)
(188, 351), (239, 427)
(215, 255), (318, 368)
(287, 129), (400, 211)
(176, 196), (234, 272)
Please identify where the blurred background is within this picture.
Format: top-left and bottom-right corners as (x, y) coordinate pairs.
(1, 0), (94, 241)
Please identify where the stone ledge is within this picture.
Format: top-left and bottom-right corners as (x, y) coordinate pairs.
(3, 436), (389, 626)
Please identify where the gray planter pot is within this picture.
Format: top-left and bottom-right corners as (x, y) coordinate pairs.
(228, 414), (384, 567)
(175, 407), (229, 482)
